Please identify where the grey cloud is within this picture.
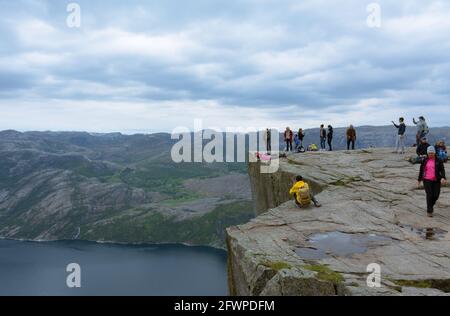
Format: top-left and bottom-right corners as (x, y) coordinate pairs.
(0, 0), (449, 131)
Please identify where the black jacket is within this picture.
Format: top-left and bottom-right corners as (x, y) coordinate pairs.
(327, 127), (333, 140)
(418, 158), (446, 182)
(393, 122), (406, 135)
(416, 142), (430, 156)
(298, 131), (305, 140)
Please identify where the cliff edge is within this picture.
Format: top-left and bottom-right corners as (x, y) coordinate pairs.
(226, 148), (450, 296)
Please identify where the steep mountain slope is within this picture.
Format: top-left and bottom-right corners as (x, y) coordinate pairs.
(0, 131), (252, 248)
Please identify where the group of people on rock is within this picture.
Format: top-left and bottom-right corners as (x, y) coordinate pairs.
(273, 125), (357, 153)
(414, 138), (448, 163)
(392, 116), (430, 155)
(286, 116), (447, 219)
(290, 150), (447, 218)
(389, 115), (447, 218)
(393, 116), (449, 164)
(319, 125), (333, 151)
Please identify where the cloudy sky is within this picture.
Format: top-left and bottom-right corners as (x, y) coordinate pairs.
(0, 0), (449, 133)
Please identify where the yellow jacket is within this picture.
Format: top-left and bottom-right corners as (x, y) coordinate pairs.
(289, 181), (309, 195)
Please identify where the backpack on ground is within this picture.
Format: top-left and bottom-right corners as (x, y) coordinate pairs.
(296, 186), (312, 207)
(309, 144), (318, 151)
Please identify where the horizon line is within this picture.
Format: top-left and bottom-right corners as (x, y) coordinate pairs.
(1, 124), (450, 137)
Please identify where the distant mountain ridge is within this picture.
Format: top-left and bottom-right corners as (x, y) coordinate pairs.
(4, 124), (448, 150)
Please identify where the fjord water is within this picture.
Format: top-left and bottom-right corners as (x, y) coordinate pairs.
(0, 240), (227, 296)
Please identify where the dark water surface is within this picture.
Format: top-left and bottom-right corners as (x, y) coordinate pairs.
(0, 240), (228, 296)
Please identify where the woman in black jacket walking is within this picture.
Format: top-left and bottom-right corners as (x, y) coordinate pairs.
(418, 146), (447, 217)
(327, 125), (333, 151)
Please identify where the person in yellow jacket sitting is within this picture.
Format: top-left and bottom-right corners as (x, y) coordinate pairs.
(289, 175), (321, 208)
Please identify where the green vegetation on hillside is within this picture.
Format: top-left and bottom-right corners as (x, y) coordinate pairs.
(104, 162), (246, 194)
(81, 201), (254, 248)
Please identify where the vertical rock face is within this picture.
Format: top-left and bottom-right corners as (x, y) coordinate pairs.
(247, 163), (293, 215)
(227, 149), (450, 296)
(248, 162), (323, 215)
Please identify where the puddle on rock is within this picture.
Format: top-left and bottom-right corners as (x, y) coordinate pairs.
(399, 225), (447, 241)
(295, 231), (391, 260)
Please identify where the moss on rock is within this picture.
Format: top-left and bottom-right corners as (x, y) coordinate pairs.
(303, 264), (344, 284)
(261, 261), (292, 272)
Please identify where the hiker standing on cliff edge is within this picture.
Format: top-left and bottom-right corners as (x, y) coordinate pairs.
(284, 127), (293, 152)
(264, 128), (272, 154)
(327, 125), (334, 151)
(319, 125), (327, 151)
(346, 125), (357, 150)
(418, 146), (446, 217)
(298, 128), (305, 148)
(392, 117), (406, 154)
(413, 116), (429, 147)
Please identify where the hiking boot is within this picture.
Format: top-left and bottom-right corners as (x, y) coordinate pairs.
(314, 202), (322, 208)
(427, 213), (434, 218)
